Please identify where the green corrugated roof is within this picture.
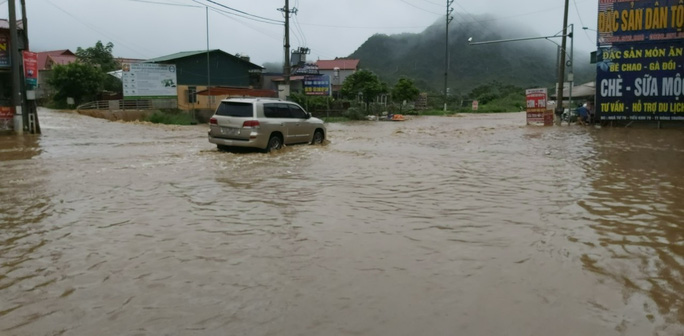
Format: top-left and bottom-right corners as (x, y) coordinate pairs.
(146, 50), (221, 63)
(146, 50), (262, 69)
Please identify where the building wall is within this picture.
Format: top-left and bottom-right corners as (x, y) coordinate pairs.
(319, 69), (356, 88)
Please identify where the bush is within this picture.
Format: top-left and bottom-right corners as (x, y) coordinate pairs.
(344, 107), (366, 120)
(146, 111), (195, 125)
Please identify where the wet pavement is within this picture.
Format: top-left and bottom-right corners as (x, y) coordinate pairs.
(0, 108), (682, 335)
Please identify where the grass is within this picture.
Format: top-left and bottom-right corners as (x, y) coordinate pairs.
(322, 116), (351, 123)
(146, 111), (195, 125)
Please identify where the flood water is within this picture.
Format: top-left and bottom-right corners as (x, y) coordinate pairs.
(1, 108), (683, 335)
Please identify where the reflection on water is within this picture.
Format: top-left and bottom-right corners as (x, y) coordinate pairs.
(0, 108), (682, 335)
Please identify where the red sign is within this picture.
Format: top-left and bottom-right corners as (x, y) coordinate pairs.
(472, 100), (479, 111)
(526, 88), (550, 125)
(0, 106), (14, 118)
(23, 51), (38, 87)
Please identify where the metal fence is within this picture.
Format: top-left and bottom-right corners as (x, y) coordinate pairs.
(77, 99), (177, 111)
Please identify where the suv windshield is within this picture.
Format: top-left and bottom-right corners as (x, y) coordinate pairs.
(216, 102), (253, 117)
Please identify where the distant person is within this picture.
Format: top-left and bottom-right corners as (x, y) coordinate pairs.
(576, 100), (593, 125)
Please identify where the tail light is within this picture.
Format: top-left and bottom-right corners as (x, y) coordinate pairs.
(242, 120), (260, 127)
(209, 117), (217, 124)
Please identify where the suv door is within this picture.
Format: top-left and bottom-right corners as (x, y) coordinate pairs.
(287, 103), (312, 143)
(262, 103), (294, 143)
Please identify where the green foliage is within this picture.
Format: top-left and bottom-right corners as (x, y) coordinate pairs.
(465, 81), (525, 113)
(392, 77), (420, 103)
(343, 107), (366, 120)
(48, 62), (104, 105)
(146, 111), (195, 125)
(76, 41), (118, 72)
(340, 69), (388, 108)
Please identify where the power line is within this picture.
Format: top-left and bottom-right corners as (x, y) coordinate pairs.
(42, 0), (157, 57)
(572, 0), (594, 43)
(199, 0), (282, 24)
(400, 0), (442, 16)
(129, 0), (201, 8)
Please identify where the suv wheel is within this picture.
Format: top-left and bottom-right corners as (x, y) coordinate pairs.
(266, 134), (283, 152)
(311, 130), (324, 145)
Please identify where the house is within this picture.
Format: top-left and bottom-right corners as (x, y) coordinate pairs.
(36, 50), (78, 99)
(145, 50), (265, 111)
(315, 58), (360, 97)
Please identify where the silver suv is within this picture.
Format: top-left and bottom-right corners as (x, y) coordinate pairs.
(208, 98), (326, 152)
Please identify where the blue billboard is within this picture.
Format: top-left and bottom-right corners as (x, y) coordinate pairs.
(303, 75), (331, 96)
(596, 0), (684, 121)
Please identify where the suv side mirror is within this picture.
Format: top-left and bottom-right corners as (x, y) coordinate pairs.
(305, 112), (311, 119)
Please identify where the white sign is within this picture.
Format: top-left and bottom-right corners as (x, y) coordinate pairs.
(122, 63), (178, 99)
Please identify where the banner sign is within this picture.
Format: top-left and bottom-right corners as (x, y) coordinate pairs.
(0, 106), (14, 131)
(472, 100), (479, 111)
(597, 0), (684, 46)
(23, 51), (38, 88)
(122, 63), (178, 100)
(596, 42), (684, 121)
(526, 88), (552, 125)
(0, 32), (9, 67)
(303, 75), (331, 96)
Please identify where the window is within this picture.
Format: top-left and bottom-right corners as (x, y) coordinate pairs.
(264, 103), (290, 118)
(288, 104), (308, 119)
(188, 87), (197, 104)
(215, 102), (253, 117)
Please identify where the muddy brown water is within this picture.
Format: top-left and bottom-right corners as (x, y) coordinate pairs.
(0, 108), (682, 335)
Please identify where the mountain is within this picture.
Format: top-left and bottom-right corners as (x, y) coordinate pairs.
(348, 15), (595, 96)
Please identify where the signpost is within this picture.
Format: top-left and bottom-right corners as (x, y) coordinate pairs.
(596, 0), (684, 122)
(526, 88), (552, 126)
(121, 63), (178, 100)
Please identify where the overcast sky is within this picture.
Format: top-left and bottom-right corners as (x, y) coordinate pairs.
(1, 0), (599, 66)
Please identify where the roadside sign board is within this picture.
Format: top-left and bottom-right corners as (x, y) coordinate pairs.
(472, 100), (479, 111)
(0, 106), (14, 131)
(303, 75), (331, 96)
(526, 88), (551, 125)
(122, 63), (178, 100)
(23, 51), (38, 88)
(0, 32), (9, 67)
(595, 0), (684, 121)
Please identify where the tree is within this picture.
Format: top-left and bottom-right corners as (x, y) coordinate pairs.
(340, 69), (387, 111)
(76, 41), (121, 94)
(391, 77), (420, 113)
(76, 41), (118, 72)
(48, 62), (104, 105)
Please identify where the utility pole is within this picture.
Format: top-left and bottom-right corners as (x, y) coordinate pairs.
(206, 6), (210, 107)
(8, 0), (23, 133)
(444, 0), (454, 112)
(20, 0), (39, 134)
(555, 0), (570, 123)
(279, 0), (291, 87)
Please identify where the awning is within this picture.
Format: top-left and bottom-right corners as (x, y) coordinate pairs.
(551, 81), (595, 99)
(195, 87), (277, 97)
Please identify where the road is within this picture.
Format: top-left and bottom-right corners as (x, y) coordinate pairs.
(0, 108), (682, 335)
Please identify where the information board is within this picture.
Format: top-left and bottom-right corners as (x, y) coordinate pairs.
(303, 75), (331, 96)
(597, 0), (684, 46)
(122, 63), (178, 100)
(526, 88), (552, 125)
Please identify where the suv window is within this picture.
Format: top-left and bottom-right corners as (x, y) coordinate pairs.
(264, 103), (290, 118)
(288, 104), (308, 119)
(216, 102), (253, 117)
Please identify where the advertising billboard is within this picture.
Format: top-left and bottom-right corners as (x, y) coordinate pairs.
(597, 0), (684, 46)
(526, 88), (552, 125)
(0, 32), (9, 68)
(0, 107), (14, 131)
(597, 43), (683, 121)
(596, 0), (683, 122)
(303, 75), (331, 96)
(23, 51), (38, 88)
(122, 63), (178, 100)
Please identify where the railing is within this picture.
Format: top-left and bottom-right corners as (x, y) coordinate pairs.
(77, 99), (177, 111)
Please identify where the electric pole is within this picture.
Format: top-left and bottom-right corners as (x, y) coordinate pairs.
(278, 1), (292, 87)
(555, 0), (570, 123)
(444, 0), (454, 112)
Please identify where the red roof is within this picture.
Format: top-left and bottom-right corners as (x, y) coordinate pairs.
(316, 59), (359, 70)
(37, 50), (76, 70)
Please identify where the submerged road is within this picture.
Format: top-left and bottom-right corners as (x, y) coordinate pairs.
(0, 108), (682, 335)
